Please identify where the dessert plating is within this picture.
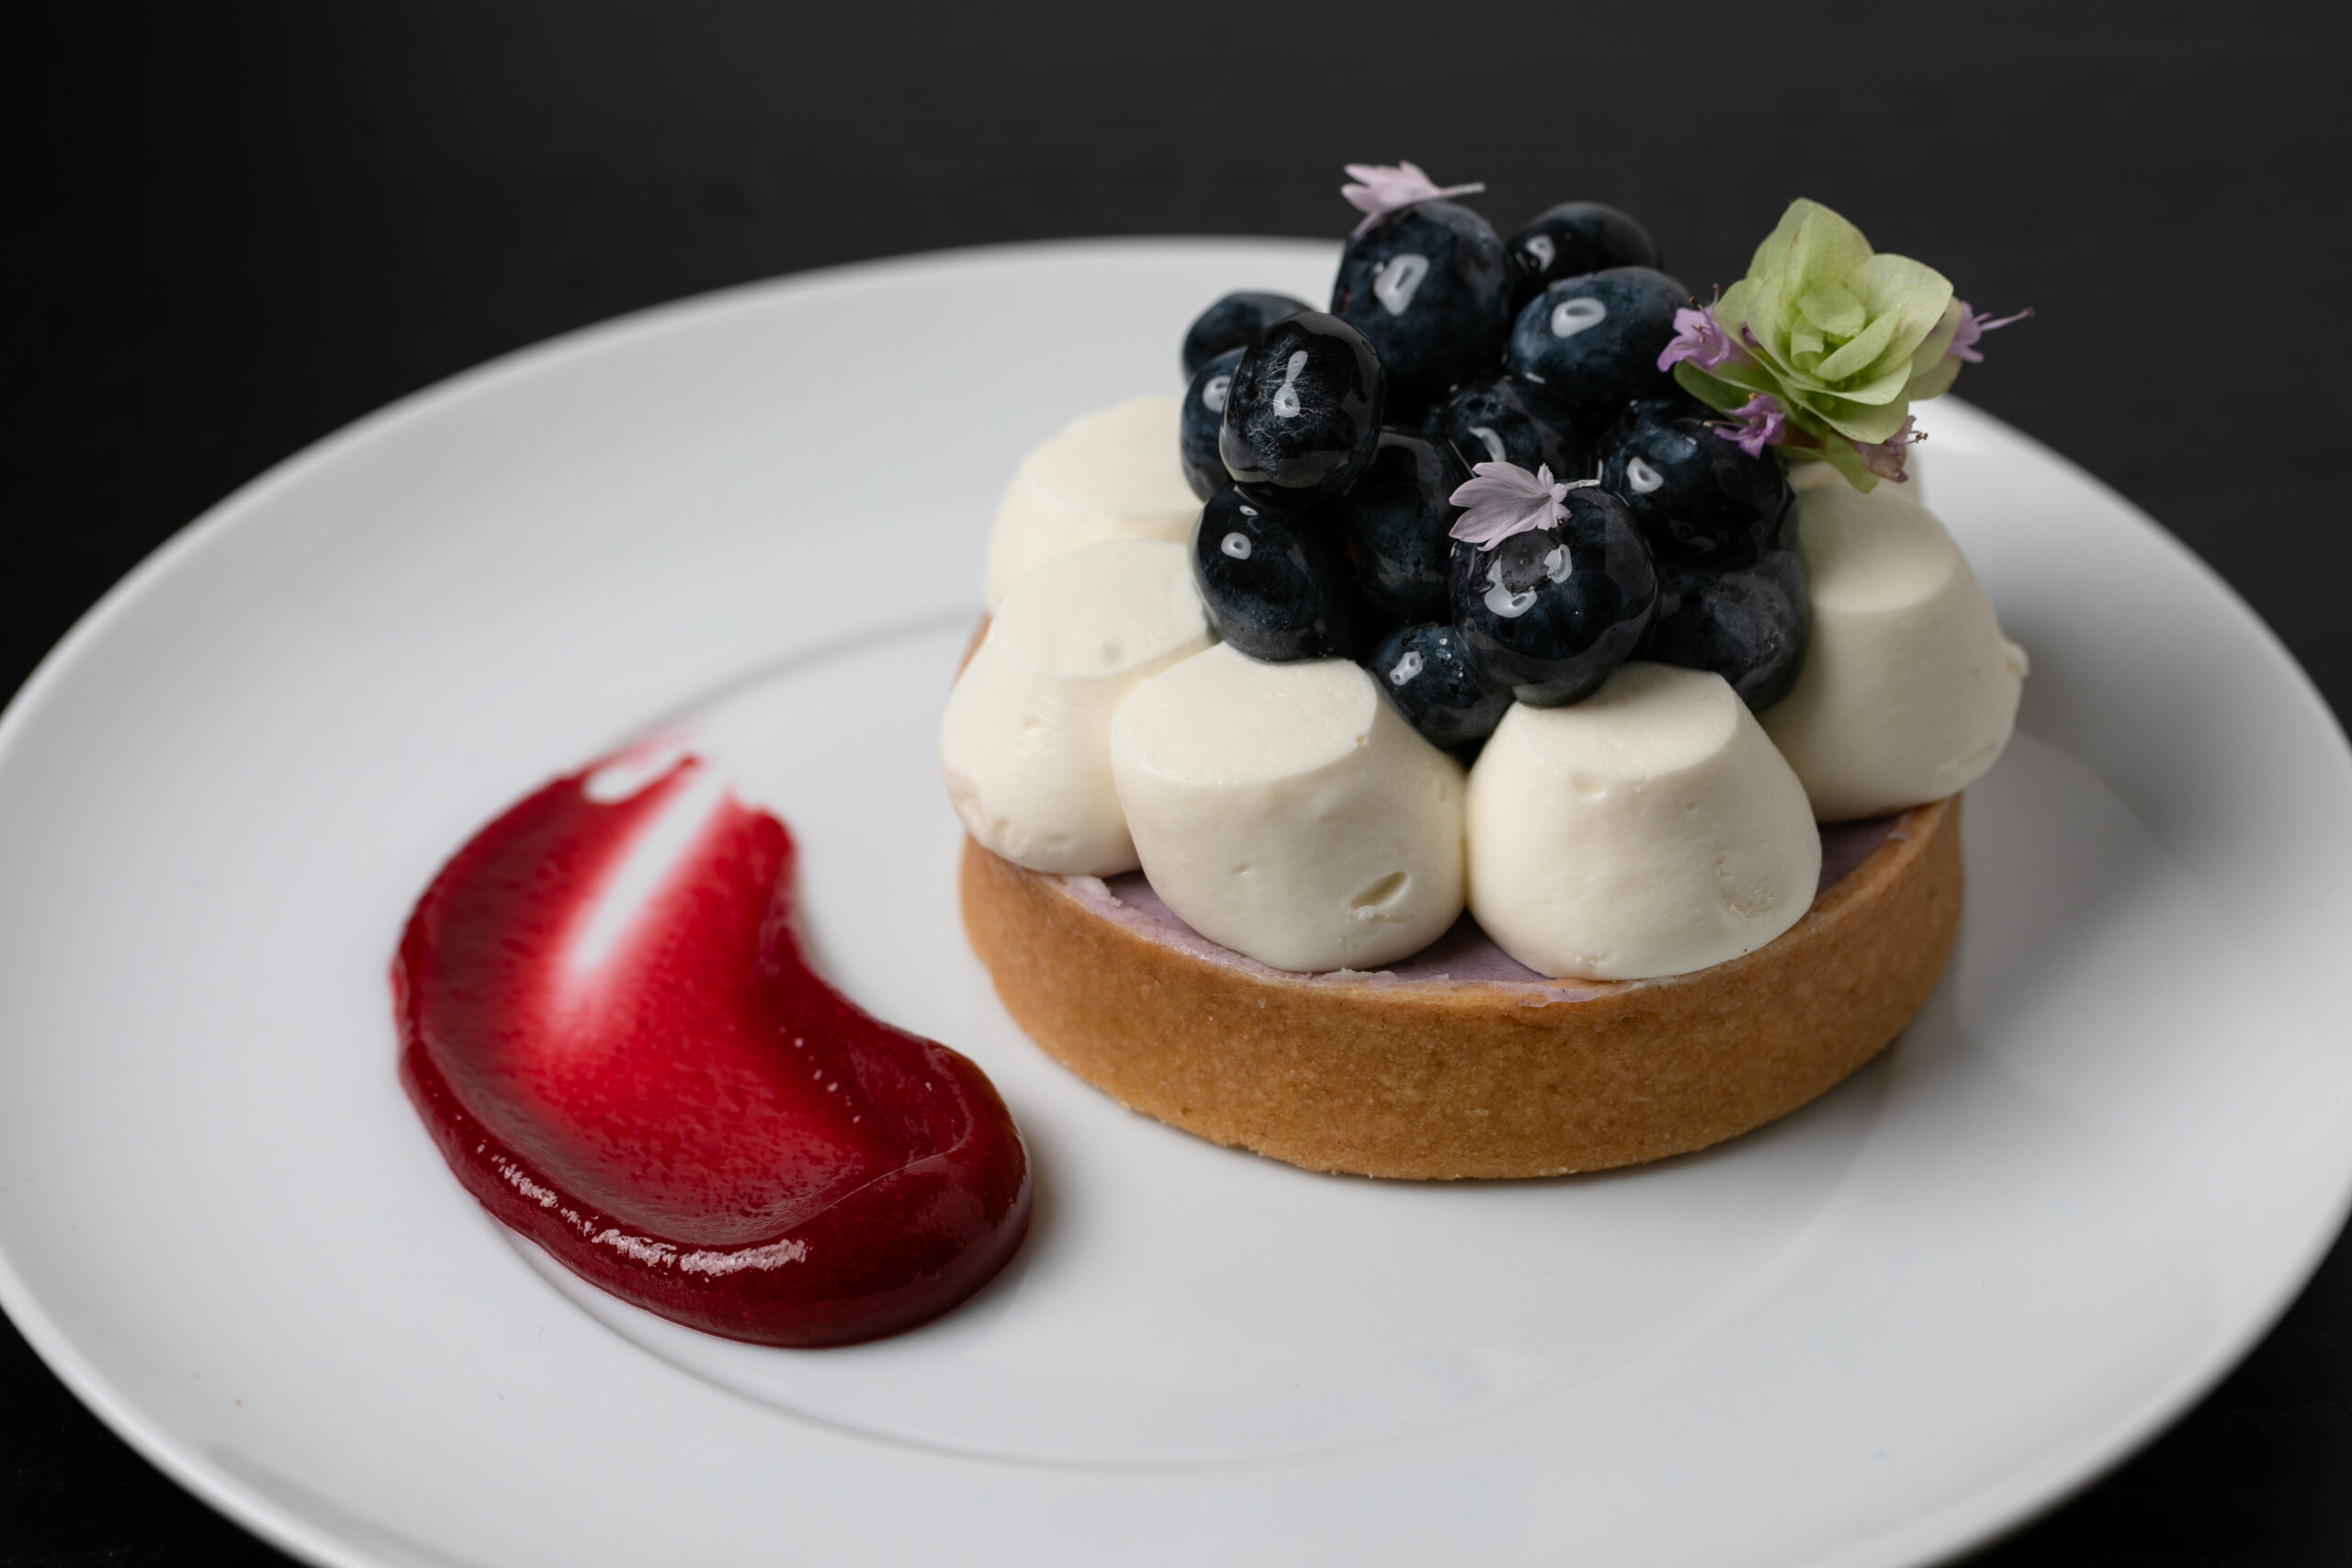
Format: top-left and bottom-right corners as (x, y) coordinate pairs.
(949, 167), (2030, 1175)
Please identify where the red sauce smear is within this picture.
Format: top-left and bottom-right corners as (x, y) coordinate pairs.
(394, 755), (1030, 1347)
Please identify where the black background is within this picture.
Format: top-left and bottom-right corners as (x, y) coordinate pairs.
(7, 4), (2347, 1562)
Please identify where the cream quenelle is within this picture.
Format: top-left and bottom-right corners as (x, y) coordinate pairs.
(1109, 643), (1466, 973)
(982, 397), (1203, 610)
(1761, 480), (2026, 821)
(941, 538), (1212, 875)
(1467, 661), (1819, 979)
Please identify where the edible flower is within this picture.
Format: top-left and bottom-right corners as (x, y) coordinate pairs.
(1449, 461), (1568, 549)
(1947, 302), (2033, 363)
(1851, 415), (1923, 480)
(1657, 300), (1741, 373)
(1713, 394), (1789, 458)
(1671, 198), (1980, 491)
(1341, 162), (1487, 238)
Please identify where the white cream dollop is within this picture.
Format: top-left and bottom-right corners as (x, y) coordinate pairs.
(1466, 662), (1820, 981)
(1762, 480), (2026, 821)
(982, 396), (1203, 609)
(1110, 643), (1466, 972)
(941, 538), (1212, 875)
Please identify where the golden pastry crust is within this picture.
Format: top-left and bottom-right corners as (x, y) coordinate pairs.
(959, 797), (1962, 1179)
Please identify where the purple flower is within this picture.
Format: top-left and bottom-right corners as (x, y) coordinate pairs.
(1657, 303), (1738, 373)
(1948, 302), (2033, 364)
(1340, 162), (1487, 238)
(1852, 416), (1922, 481)
(1712, 395), (1787, 458)
(1448, 461), (1568, 549)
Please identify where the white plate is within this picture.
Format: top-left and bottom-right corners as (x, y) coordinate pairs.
(2, 240), (2347, 1568)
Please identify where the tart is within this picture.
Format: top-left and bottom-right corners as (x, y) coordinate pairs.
(945, 171), (2029, 1179)
(962, 800), (1957, 1179)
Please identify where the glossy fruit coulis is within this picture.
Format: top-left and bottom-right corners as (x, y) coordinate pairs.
(395, 752), (1030, 1347)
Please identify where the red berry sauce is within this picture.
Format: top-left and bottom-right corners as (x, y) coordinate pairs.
(394, 753), (1030, 1347)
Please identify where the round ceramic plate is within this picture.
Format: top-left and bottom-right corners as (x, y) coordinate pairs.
(2, 241), (2347, 1568)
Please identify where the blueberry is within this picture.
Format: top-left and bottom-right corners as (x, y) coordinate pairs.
(1435, 375), (1596, 481)
(1506, 267), (1688, 431)
(1647, 548), (1810, 713)
(1331, 427), (1466, 625)
(1448, 486), (1656, 707)
(1218, 312), (1385, 509)
(1366, 622), (1511, 754)
(1507, 202), (1662, 310)
(1600, 397), (1793, 569)
(1182, 291), (1312, 377)
(1329, 200), (1512, 416)
(1180, 346), (1244, 502)
(1193, 486), (1363, 662)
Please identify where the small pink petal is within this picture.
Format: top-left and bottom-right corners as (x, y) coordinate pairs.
(1658, 302), (1739, 373)
(1711, 395), (1787, 458)
(1851, 416), (1922, 480)
(1448, 460), (1567, 549)
(1947, 301), (2033, 364)
(1340, 161), (1487, 237)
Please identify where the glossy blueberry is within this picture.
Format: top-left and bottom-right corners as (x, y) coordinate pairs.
(1192, 486), (1363, 662)
(1600, 397), (1793, 569)
(1436, 375), (1596, 482)
(1506, 267), (1688, 431)
(1182, 290), (1312, 377)
(1218, 312), (1385, 508)
(1366, 622), (1511, 754)
(1646, 547), (1810, 713)
(1507, 201), (1662, 310)
(1180, 346), (1244, 501)
(1447, 486), (1656, 707)
(1330, 200), (1512, 416)
(1331, 427), (1466, 624)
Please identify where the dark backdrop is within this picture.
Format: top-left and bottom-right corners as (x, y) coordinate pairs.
(8, 4), (2347, 1563)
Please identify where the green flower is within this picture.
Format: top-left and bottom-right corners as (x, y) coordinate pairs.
(1672, 199), (1964, 491)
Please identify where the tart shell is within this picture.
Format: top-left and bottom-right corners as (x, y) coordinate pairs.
(959, 796), (1962, 1179)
